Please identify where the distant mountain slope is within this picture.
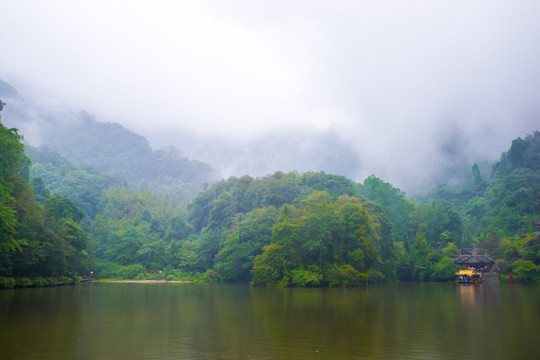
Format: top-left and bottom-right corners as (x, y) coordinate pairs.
(25, 145), (124, 220)
(40, 111), (152, 174)
(0, 79), (221, 199)
(144, 127), (364, 182)
(0, 77), (528, 197)
(0, 79), (19, 98)
(426, 131), (540, 236)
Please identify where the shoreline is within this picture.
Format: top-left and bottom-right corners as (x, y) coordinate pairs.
(101, 280), (193, 283)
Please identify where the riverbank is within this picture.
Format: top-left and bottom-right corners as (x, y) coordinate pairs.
(99, 279), (193, 283)
(0, 276), (82, 289)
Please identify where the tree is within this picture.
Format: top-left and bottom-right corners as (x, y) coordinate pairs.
(251, 243), (292, 286)
(359, 175), (417, 244)
(214, 206), (277, 282)
(431, 257), (459, 281)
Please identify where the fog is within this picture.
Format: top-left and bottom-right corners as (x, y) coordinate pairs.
(1, 1), (539, 194)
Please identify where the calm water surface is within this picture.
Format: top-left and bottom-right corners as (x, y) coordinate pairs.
(1, 282), (539, 359)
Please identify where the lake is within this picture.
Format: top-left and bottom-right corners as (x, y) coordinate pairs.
(1, 282), (539, 359)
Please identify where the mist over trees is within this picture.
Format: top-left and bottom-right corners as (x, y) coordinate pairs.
(0, 78), (510, 197)
(0, 100), (92, 283)
(1, 80), (539, 287)
(0, 80), (221, 200)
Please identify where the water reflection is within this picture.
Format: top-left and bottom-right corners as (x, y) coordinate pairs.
(1, 282), (539, 359)
(457, 283), (480, 307)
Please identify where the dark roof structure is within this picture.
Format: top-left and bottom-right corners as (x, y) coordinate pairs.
(454, 255), (494, 267)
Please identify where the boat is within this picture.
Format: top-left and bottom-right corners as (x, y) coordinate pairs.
(456, 269), (482, 284)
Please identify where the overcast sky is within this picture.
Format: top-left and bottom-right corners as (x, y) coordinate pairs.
(1, 1), (540, 190)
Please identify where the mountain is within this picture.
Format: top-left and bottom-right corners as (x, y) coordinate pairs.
(425, 131), (540, 237)
(146, 126), (363, 180)
(1, 78), (499, 196)
(2, 79), (539, 285)
(0, 79), (221, 199)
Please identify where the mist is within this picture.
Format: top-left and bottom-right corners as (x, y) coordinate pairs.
(1, 1), (539, 194)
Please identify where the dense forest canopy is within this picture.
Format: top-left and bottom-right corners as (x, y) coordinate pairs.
(1, 98), (539, 287)
(0, 101), (92, 280)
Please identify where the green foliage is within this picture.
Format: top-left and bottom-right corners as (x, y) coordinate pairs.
(16, 277), (33, 288)
(170, 238), (201, 271)
(33, 112), (220, 199)
(0, 106), (91, 278)
(251, 243), (291, 286)
(442, 242), (459, 258)
(431, 257), (459, 282)
(96, 260), (147, 279)
(0, 114), (27, 275)
(325, 264), (368, 287)
(245, 187), (392, 286)
(203, 269), (217, 281)
(59, 276), (73, 285)
(0, 275), (78, 288)
(90, 185), (189, 272)
(428, 132), (540, 239)
(358, 175), (417, 244)
(215, 206), (278, 282)
(299, 171), (355, 198)
(494, 235), (540, 284)
(291, 267), (323, 287)
(0, 276), (16, 289)
(47, 277), (60, 286)
(521, 235), (540, 264)
(32, 277), (48, 287)
(4, 95), (539, 288)
(26, 146), (122, 220)
(509, 260), (540, 284)
(416, 200), (463, 248)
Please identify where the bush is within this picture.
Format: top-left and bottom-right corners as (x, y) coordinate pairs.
(96, 260), (147, 279)
(16, 278), (33, 288)
(495, 259), (511, 274)
(119, 264), (146, 279)
(431, 257), (460, 282)
(33, 277), (48, 287)
(521, 235), (540, 265)
(59, 276), (73, 285)
(0, 277), (16, 289)
(325, 264), (368, 287)
(134, 273), (147, 280)
(291, 268), (322, 287)
(511, 260), (540, 284)
(367, 269), (385, 283)
(277, 274), (291, 288)
(163, 269), (199, 282)
(203, 269), (217, 281)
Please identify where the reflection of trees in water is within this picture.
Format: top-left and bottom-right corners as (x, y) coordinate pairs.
(1, 283), (539, 359)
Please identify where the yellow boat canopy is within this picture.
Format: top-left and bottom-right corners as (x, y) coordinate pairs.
(456, 269), (477, 276)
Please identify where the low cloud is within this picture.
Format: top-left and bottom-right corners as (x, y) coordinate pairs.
(1, 1), (539, 194)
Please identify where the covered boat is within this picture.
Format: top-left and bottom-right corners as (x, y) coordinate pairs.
(456, 269), (482, 284)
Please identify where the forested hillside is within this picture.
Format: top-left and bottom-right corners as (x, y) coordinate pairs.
(1, 97), (539, 287)
(0, 101), (91, 286)
(0, 79), (220, 200)
(34, 111), (220, 198)
(427, 132), (540, 237)
(25, 146), (123, 221)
